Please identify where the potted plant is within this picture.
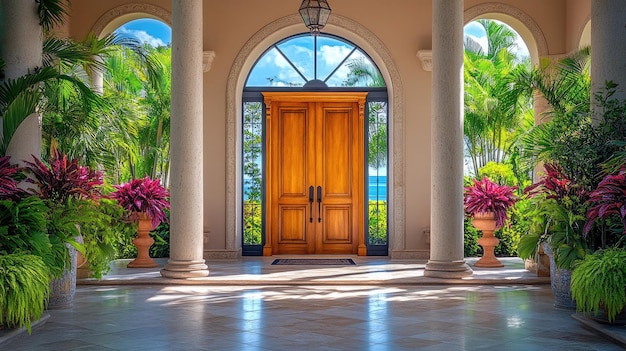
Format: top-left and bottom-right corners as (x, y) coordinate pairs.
(23, 147), (104, 308)
(0, 253), (50, 334)
(571, 248), (626, 325)
(517, 163), (590, 309)
(570, 169), (626, 324)
(110, 176), (170, 268)
(464, 176), (518, 267)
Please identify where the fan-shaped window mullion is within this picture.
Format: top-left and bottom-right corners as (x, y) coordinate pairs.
(245, 33), (385, 88)
(274, 46), (309, 84)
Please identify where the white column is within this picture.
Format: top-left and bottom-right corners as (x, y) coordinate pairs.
(591, 0), (626, 121)
(92, 56), (104, 95)
(0, 0), (42, 163)
(161, 0), (209, 278)
(424, 0), (473, 278)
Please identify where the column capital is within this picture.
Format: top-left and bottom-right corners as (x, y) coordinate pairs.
(203, 51), (216, 72)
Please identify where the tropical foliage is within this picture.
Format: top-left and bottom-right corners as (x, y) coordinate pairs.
(464, 19), (534, 176)
(464, 176), (518, 228)
(0, 253), (50, 334)
(571, 248), (626, 324)
(0, 156), (24, 200)
(24, 147), (103, 203)
(110, 176), (170, 229)
(584, 169), (626, 236)
(102, 44), (172, 184)
(518, 163), (590, 269)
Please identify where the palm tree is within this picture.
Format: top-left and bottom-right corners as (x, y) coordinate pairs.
(342, 57), (385, 87)
(463, 19), (533, 176)
(1, 0), (104, 159)
(103, 44), (172, 185)
(521, 47), (601, 189)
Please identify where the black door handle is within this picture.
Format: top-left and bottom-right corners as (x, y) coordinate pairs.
(317, 186), (322, 222)
(309, 186), (314, 223)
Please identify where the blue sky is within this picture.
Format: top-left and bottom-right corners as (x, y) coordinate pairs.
(464, 21), (530, 59)
(117, 18), (528, 59)
(115, 19), (171, 46)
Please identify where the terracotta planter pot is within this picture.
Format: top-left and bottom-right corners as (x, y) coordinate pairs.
(471, 212), (504, 268)
(127, 213), (158, 268)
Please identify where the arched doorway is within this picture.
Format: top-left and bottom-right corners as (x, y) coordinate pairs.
(241, 34), (388, 256)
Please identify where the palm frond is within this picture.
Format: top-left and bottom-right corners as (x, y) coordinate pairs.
(37, 0), (69, 33)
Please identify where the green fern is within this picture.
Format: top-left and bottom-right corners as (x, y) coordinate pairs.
(571, 248), (626, 323)
(0, 253), (50, 334)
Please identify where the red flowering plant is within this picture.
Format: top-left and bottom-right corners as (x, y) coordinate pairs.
(464, 177), (518, 229)
(24, 147), (103, 203)
(518, 163), (591, 269)
(20, 147), (105, 275)
(0, 156), (25, 200)
(584, 168), (626, 238)
(110, 177), (170, 229)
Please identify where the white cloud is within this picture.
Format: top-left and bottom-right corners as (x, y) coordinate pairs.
(319, 45), (352, 66)
(117, 27), (166, 47)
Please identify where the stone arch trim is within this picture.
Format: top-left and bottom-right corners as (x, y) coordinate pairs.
(91, 3), (171, 37)
(464, 2), (549, 60)
(578, 16), (591, 49)
(225, 14), (406, 256)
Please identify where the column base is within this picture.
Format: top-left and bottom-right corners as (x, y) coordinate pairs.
(160, 259), (209, 278)
(424, 259), (473, 278)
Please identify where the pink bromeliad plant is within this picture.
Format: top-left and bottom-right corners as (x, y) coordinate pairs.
(24, 148), (104, 203)
(584, 169), (626, 235)
(110, 177), (170, 229)
(464, 177), (518, 229)
(0, 156), (25, 200)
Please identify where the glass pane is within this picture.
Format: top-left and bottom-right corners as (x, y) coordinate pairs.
(368, 101), (388, 246)
(316, 36), (354, 84)
(276, 36), (314, 81)
(334, 51), (385, 87)
(246, 48), (307, 87)
(243, 102), (263, 245)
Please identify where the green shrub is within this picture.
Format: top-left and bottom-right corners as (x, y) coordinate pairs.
(464, 218), (481, 257)
(81, 199), (135, 278)
(0, 253), (50, 334)
(150, 219), (170, 258)
(368, 200), (387, 245)
(243, 200), (262, 245)
(115, 211), (170, 260)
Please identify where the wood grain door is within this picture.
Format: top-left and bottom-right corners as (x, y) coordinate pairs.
(263, 92), (367, 255)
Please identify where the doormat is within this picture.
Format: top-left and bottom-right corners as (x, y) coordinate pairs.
(271, 258), (356, 266)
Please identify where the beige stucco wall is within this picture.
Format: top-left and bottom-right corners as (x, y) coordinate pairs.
(566, 0), (591, 51)
(67, 0), (590, 257)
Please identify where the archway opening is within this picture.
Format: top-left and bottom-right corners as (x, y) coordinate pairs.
(241, 33), (389, 256)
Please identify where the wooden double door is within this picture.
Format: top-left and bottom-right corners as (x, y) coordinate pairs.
(262, 92), (367, 255)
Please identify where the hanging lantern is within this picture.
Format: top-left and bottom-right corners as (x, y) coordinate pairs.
(298, 0), (332, 35)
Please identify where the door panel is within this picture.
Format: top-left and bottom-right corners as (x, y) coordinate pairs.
(263, 92), (366, 255)
(278, 107), (309, 196)
(321, 106), (351, 197)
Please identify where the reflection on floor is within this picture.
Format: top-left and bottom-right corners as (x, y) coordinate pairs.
(2, 257), (625, 350)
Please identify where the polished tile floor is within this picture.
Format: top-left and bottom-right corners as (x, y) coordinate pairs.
(4, 257), (626, 350)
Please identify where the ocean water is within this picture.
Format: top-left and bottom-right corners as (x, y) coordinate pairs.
(368, 175), (387, 201)
(244, 175), (387, 201)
